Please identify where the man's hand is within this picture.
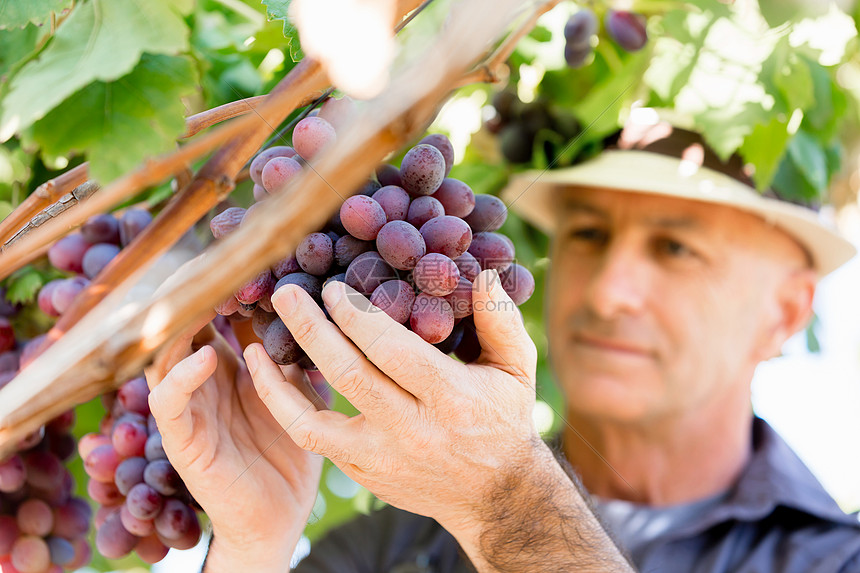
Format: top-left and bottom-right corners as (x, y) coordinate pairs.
(145, 316), (323, 573)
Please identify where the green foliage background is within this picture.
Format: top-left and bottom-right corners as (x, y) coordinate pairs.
(1, 0), (859, 569)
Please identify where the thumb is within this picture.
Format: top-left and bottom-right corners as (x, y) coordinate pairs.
(471, 268), (537, 383)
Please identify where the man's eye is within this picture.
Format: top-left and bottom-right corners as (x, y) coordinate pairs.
(656, 238), (694, 258)
(569, 228), (607, 243)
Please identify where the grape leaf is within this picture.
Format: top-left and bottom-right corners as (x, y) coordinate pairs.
(0, 24), (40, 85)
(738, 117), (790, 191)
(6, 267), (45, 305)
(0, 0), (72, 29)
(787, 129), (828, 193)
(261, 0), (303, 61)
(0, 0), (193, 141)
(31, 55), (198, 183)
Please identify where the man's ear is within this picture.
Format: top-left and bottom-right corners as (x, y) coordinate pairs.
(756, 268), (817, 361)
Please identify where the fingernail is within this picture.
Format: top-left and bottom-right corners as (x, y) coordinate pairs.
(322, 280), (344, 307)
(271, 284), (296, 310)
(196, 346), (208, 364)
(245, 346), (258, 372)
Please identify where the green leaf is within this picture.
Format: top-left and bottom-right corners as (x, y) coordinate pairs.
(738, 117), (790, 190)
(787, 129), (828, 193)
(261, 0), (303, 61)
(0, 0), (72, 29)
(696, 101), (768, 161)
(31, 54), (198, 183)
(0, 23), (40, 85)
(6, 266), (44, 305)
(0, 0), (193, 140)
(761, 37), (814, 114)
(771, 151), (818, 203)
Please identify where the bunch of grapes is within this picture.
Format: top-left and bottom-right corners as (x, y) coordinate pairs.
(211, 107), (535, 366)
(563, 8), (646, 68)
(80, 377), (201, 563)
(37, 209), (153, 320)
(605, 10), (647, 53)
(0, 410), (93, 573)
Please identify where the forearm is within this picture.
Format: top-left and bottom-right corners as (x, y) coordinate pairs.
(202, 528), (301, 573)
(444, 440), (634, 573)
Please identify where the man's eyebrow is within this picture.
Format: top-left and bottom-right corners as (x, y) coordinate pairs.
(563, 200), (607, 217)
(643, 215), (702, 230)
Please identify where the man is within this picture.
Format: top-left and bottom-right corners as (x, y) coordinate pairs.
(146, 121), (859, 572)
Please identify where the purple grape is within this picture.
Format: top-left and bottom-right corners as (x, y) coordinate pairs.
(433, 320), (465, 354)
(81, 243), (120, 279)
(319, 96), (355, 129)
(251, 308), (278, 339)
(467, 232), (514, 272)
(249, 146), (297, 186)
(263, 319), (303, 365)
(324, 273), (346, 287)
(96, 510), (139, 559)
(214, 295), (240, 316)
(606, 10), (647, 52)
(81, 213), (120, 245)
(419, 215), (472, 259)
(454, 317), (481, 363)
(50, 276), (89, 315)
(297, 233), (334, 276)
(464, 194), (507, 231)
(119, 209), (153, 247)
(261, 156), (303, 194)
(0, 515), (18, 555)
(117, 377), (150, 416)
(376, 221), (427, 270)
(431, 178), (474, 217)
(48, 234), (91, 274)
(253, 183), (268, 201)
(413, 253), (460, 296)
(0, 350), (19, 373)
(564, 42), (592, 69)
(410, 294), (454, 344)
(120, 504), (154, 537)
(499, 263), (535, 305)
(52, 498), (92, 540)
(293, 116), (337, 160)
(23, 452), (63, 492)
(400, 144), (446, 196)
(271, 254), (301, 279)
(444, 276), (473, 319)
(345, 252), (397, 296)
(370, 280), (416, 324)
(16, 499), (54, 536)
(126, 483), (164, 520)
(115, 457), (148, 496)
(84, 444), (120, 483)
(564, 10), (598, 46)
(354, 179), (381, 197)
(144, 460), (181, 496)
(47, 535), (75, 566)
(37, 280), (62, 317)
(372, 185), (411, 221)
(334, 235), (373, 267)
(453, 252), (482, 282)
(165, 511), (202, 550)
(144, 432), (167, 462)
(274, 272), (322, 302)
(136, 534), (169, 564)
(112, 421), (147, 458)
(236, 269), (275, 305)
(419, 134), (455, 176)
(376, 164), (402, 187)
(406, 196), (444, 228)
(87, 479), (123, 506)
(11, 535), (52, 573)
(0, 287), (20, 317)
(0, 318), (13, 355)
(210, 207), (246, 239)
(340, 195), (387, 240)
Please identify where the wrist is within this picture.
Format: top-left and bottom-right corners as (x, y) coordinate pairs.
(204, 524), (302, 573)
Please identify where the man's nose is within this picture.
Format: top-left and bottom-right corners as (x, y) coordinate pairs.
(585, 242), (649, 320)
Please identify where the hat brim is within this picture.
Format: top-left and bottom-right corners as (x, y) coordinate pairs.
(500, 150), (856, 277)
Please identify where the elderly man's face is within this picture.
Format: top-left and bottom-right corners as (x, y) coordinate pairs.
(546, 188), (813, 423)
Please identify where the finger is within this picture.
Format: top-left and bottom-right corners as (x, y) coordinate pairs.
(471, 269), (537, 384)
(146, 310), (217, 390)
(318, 280), (469, 398)
(244, 343), (369, 466)
(148, 346), (216, 444)
(272, 284), (414, 416)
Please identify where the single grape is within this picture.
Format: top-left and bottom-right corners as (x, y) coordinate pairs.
(606, 10), (647, 52)
(272, 254), (301, 279)
(52, 499), (91, 540)
(410, 294), (454, 344)
(210, 207), (246, 239)
(126, 483), (164, 520)
(454, 317), (481, 363)
(16, 499), (54, 536)
(274, 272), (322, 302)
(81, 213), (120, 245)
(37, 280), (62, 317)
(376, 221), (427, 270)
(261, 156), (303, 194)
(413, 253), (460, 296)
(406, 196), (444, 228)
(0, 455), (25, 493)
(144, 432), (167, 463)
(370, 280), (416, 324)
(143, 460), (182, 496)
(319, 96), (355, 129)
(419, 134), (455, 176)
(253, 184), (269, 202)
(48, 234), (91, 274)
(136, 534), (169, 564)
(345, 252), (397, 296)
(297, 233), (334, 276)
(236, 270), (276, 305)
(23, 452), (64, 492)
(263, 319), (303, 365)
(376, 164), (402, 187)
(499, 263), (535, 305)
(47, 535), (75, 566)
(467, 232), (515, 272)
(84, 444), (121, 483)
(444, 276), (474, 319)
(112, 420), (147, 458)
(564, 10), (598, 46)
(251, 308), (278, 339)
(372, 185), (411, 221)
(433, 320), (465, 354)
(117, 377), (150, 416)
(78, 433), (111, 461)
(334, 235), (374, 267)
(293, 116), (337, 160)
(165, 512), (201, 550)
(464, 194), (507, 232)
(154, 499), (195, 540)
(115, 457), (148, 496)
(87, 478), (123, 507)
(67, 538), (93, 569)
(249, 146), (297, 186)
(0, 515), (18, 555)
(119, 209), (153, 247)
(82, 243), (120, 279)
(120, 504), (155, 537)
(453, 252), (482, 282)
(564, 41), (592, 68)
(50, 277), (90, 315)
(95, 511), (139, 559)
(431, 178), (474, 218)
(0, 287), (19, 317)
(419, 215), (472, 259)
(354, 179), (381, 197)
(11, 535), (51, 573)
(340, 195), (387, 240)
(400, 144), (446, 196)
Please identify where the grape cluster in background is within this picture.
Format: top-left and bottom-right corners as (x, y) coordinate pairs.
(563, 7), (648, 69)
(210, 97), (536, 368)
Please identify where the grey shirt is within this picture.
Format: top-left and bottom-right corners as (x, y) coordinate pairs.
(294, 418), (860, 572)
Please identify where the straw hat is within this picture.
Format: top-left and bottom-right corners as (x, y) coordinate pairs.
(500, 122), (856, 277)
